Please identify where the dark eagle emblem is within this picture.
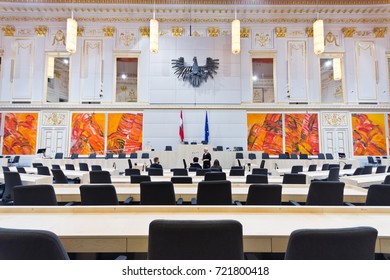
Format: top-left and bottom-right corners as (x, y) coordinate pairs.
(171, 56), (219, 87)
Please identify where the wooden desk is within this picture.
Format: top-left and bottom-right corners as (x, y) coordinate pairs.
(0, 206), (389, 254)
(52, 183), (367, 204)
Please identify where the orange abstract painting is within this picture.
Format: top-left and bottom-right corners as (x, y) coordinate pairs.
(70, 113), (105, 155)
(247, 113), (283, 154)
(2, 112), (38, 155)
(107, 113), (143, 154)
(353, 113), (386, 156)
(285, 114), (319, 155)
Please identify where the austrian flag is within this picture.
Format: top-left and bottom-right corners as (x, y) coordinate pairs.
(179, 111), (184, 142)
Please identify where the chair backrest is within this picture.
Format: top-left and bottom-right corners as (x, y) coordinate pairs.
(165, 146), (172, 151)
(2, 171), (22, 201)
(79, 163), (89, 171)
(118, 153), (126, 158)
(261, 153), (269, 159)
(172, 168), (188, 176)
(325, 153), (334, 159)
(141, 153), (149, 159)
(148, 168), (164, 176)
(361, 165), (373, 175)
(343, 163), (352, 170)
(11, 156), (20, 163)
(16, 167), (26, 173)
(291, 165), (303, 174)
(148, 219), (244, 260)
(0, 227), (69, 260)
(130, 175), (151, 184)
(326, 167), (340, 181)
(365, 184), (390, 206)
(130, 153), (138, 159)
(125, 168), (141, 176)
(79, 184), (119, 205)
(2, 166), (10, 172)
(235, 152), (243, 159)
(140, 181), (176, 205)
(105, 153), (114, 159)
(290, 154), (298, 159)
(70, 153), (78, 159)
(54, 153), (63, 159)
(13, 184), (57, 205)
(51, 169), (69, 184)
(299, 153), (308, 159)
(246, 174), (268, 184)
(88, 153), (97, 159)
(317, 153), (325, 159)
(321, 163), (329, 171)
(182, 159), (187, 169)
(196, 180), (232, 205)
(282, 173), (306, 184)
(278, 153), (287, 159)
(65, 164), (75, 170)
(216, 146), (223, 151)
(248, 153), (256, 160)
(32, 163), (43, 168)
(328, 164), (340, 170)
(375, 165), (386, 174)
(195, 169), (210, 176)
(51, 164), (61, 170)
(89, 170), (112, 183)
(308, 164), (317, 172)
(285, 226), (377, 260)
(204, 172), (226, 181)
(229, 168), (245, 176)
(246, 184), (282, 205)
(91, 165), (102, 171)
(367, 156), (376, 164)
(306, 181), (345, 205)
(384, 175), (390, 184)
(353, 167), (364, 175)
(252, 168), (268, 175)
(37, 166), (51, 176)
(171, 176), (193, 184)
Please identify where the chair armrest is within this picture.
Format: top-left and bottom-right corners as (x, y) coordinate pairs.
(289, 200), (301, 206)
(191, 198), (197, 205)
(344, 202), (355, 206)
(123, 196), (133, 205)
(176, 198), (183, 205)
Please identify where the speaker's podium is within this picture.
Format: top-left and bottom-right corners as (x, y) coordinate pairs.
(177, 144), (212, 162)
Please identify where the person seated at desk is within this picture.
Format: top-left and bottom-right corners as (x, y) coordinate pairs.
(211, 159), (222, 171)
(190, 157), (202, 170)
(202, 148), (211, 169)
(150, 157), (163, 169)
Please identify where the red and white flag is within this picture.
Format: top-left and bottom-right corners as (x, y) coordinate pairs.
(179, 110), (184, 142)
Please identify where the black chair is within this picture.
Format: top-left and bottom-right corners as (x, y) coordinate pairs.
(130, 175), (151, 184)
(204, 172), (226, 181)
(51, 164), (61, 170)
(343, 163), (352, 169)
(79, 163), (89, 171)
(32, 163), (43, 168)
(290, 181), (345, 206)
(0, 227), (69, 260)
(285, 226), (377, 260)
(234, 146), (243, 151)
(321, 163), (329, 171)
(252, 168), (268, 175)
(328, 164), (340, 170)
(317, 153), (325, 159)
(216, 146), (223, 151)
(261, 153), (269, 159)
(124, 168), (141, 176)
(172, 168), (188, 176)
(183, 159), (187, 169)
(88, 153), (97, 159)
(70, 153), (78, 159)
(130, 153), (138, 159)
(291, 165), (303, 174)
(140, 181), (182, 205)
(8, 156), (20, 166)
(282, 173), (306, 184)
(375, 165), (386, 174)
(325, 153), (334, 159)
(361, 165), (373, 175)
(79, 184), (131, 205)
(105, 153), (114, 159)
(191, 141), (197, 145)
(196, 169), (210, 176)
(148, 219), (244, 260)
(91, 165), (102, 171)
(128, 159), (133, 169)
(367, 156), (378, 166)
(118, 153), (126, 158)
(54, 153), (63, 159)
(229, 168), (245, 176)
(235, 152), (244, 159)
(171, 176), (193, 184)
(326, 167), (340, 181)
(388, 166), (390, 173)
(1, 171), (22, 202)
(2, 166), (10, 172)
(365, 184), (390, 206)
(193, 180), (233, 205)
(89, 170), (111, 183)
(384, 175), (390, 184)
(245, 184), (282, 205)
(51, 169), (71, 184)
(278, 153), (287, 159)
(37, 166), (51, 176)
(165, 146), (172, 151)
(13, 184), (58, 206)
(148, 168), (163, 176)
(248, 153), (256, 160)
(141, 153), (149, 159)
(290, 153), (298, 159)
(65, 164), (75, 170)
(259, 159), (266, 168)
(16, 167), (26, 173)
(299, 153), (308, 159)
(246, 174), (268, 184)
(308, 164), (317, 171)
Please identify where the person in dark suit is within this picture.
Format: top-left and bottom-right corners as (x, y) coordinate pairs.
(150, 157), (163, 169)
(202, 148), (211, 169)
(190, 157), (202, 169)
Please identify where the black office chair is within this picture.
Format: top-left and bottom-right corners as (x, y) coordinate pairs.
(89, 170), (112, 183)
(291, 165), (303, 174)
(0, 227), (70, 260)
(343, 163), (353, 169)
(8, 156), (20, 166)
(171, 176), (193, 184)
(141, 153), (149, 159)
(325, 167), (340, 181)
(278, 153), (287, 159)
(140, 181), (182, 205)
(248, 153), (256, 160)
(51, 169), (71, 184)
(32, 163), (43, 168)
(216, 146), (223, 151)
(195, 169), (210, 176)
(148, 168), (163, 176)
(37, 166), (51, 176)
(367, 156), (378, 166)
(204, 172), (226, 181)
(321, 163), (329, 171)
(51, 164), (61, 170)
(384, 175), (390, 184)
(148, 219), (244, 260)
(325, 153), (334, 159)
(1, 171), (22, 203)
(193, 180), (233, 205)
(235, 152), (244, 160)
(65, 164), (75, 170)
(118, 153), (126, 158)
(13, 184), (58, 206)
(375, 165), (386, 174)
(246, 174), (268, 184)
(361, 165), (373, 175)
(299, 153), (308, 159)
(70, 153), (78, 159)
(165, 146), (172, 151)
(79, 163), (89, 171)
(91, 165), (102, 171)
(79, 184), (131, 205)
(88, 153), (97, 159)
(317, 153), (325, 159)
(290, 181), (345, 206)
(364, 184), (390, 206)
(229, 168), (245, 176)
(245, 184), (282, 205)
(308, 164), (317, 172)
(105, 153), (114, 159)
(252, 168), (268, 175)
(124, 168), (141, 176)
(328, 164), (340, 170)
(54, 153), (63, 159)
(282, 173), (306, 184)
(285, 226), (377, 260)
(130, 153), (138, 159)
(350, 167), (363, 176)
(261, 153), (269, 159)
(16, 167), (26, 173)
(2, 166), (10, 172)
(172, 168), (188, 176)
(290, 153), (298, 159)
(130, 175), (151, 184)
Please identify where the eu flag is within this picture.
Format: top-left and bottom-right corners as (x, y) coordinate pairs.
(204, 111), (209, 143)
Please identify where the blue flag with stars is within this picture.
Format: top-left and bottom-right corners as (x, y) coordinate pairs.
(204, 111), (209, 143)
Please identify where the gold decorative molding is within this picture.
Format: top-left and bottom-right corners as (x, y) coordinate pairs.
(34, 26), (47, 36)
(240, 27), (250, 38)
(103, 26), (115, 37)
(139, 26), (150, 37)
(373, 27), (388, 38)
(254, 32), (271, 47)
(42, 112), (67, 126)
(275, 27), (287, 38)
(322, 112), (348, 127)
(77, 26), (85, 36)
(207, 27), (220, 37)
(342, 27), (356, 38)
(172, 26), (184, 37)
(52, 30), (66, 46)
(305, 27), (313, 37)
(2, 25), (15, 36)
(325, 32), (340, 46)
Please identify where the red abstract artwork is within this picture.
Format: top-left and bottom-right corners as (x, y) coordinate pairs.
(285, 114), (319, 155)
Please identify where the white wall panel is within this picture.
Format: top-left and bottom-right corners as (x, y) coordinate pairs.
(355, 41), (377, 101)
(81, 39), (102, 101)
(12, 38), (34, 100)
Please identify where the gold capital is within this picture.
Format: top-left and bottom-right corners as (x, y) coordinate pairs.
(35, 26), (47, 36)
(103, 26), (115, 37)
(373, 27), (388, 38)
(207, 27), (220, 37)
(172, 26), (184, 37)
(240, 27), (250, 38)
(2, 25), (15, 36)
(139, 26), (150, 37)
(275, 27), (287, 38)
(77, 26), (84, 37)
(342, 27), (356, 38)
(306, 27), (313, 37)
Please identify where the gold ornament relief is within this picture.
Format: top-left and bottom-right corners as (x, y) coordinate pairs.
(373, 27), (388, 38)
(52, 30), (66, 46)
(342, 27), (356, 38)
(172, 26), (184, 37)
(322, 113), (348, 127)
(35, 26), (47, 36)
(43, 112), (67, 126)
(139, 26), (150, 37)
(77, 26), (85, 36)
(207, 27), (220, 37)
(103, 26), (115, 37)
(255, 32), (271, 47)
(119, 31), (136, 47)
(2, 25), (15, 36)
(275, 27), (287, 38)
(240, 28), (250, 38)
(325, 32), (340, 46)
(306, 27), (313, 37)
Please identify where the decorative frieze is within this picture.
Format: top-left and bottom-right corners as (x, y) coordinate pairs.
(342, 27), (356, 38)
(2, 25), (15, 36)
(35, 26), (47, 36)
